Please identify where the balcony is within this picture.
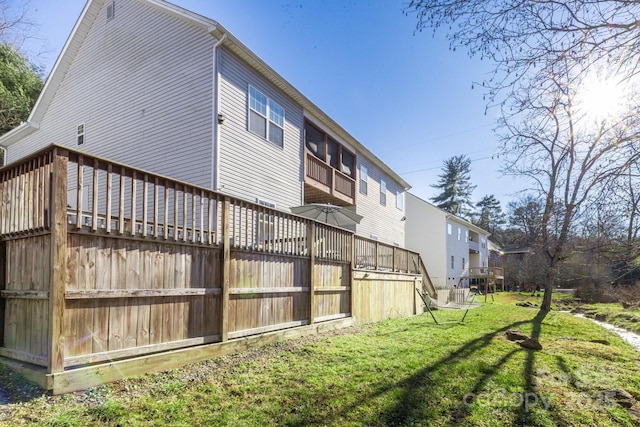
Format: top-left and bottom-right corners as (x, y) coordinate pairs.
(304, 151), (355, 206)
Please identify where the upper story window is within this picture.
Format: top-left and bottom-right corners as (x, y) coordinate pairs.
(447, 223), (452, 235)
(249, 86), (284, 146)
(396, 190), (403, 210)
(465, 230), (469, 243)
(457, 227), (461, 241)
(107, 1), (115, 20)
(304, 120), (355, 178)
(359, 164), (368, 195)
(380, 179), (387, 206)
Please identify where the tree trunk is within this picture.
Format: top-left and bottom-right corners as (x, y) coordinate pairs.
(540, 259), (556, 311)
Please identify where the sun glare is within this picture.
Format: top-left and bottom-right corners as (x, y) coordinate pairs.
(574, 74), (628, 124)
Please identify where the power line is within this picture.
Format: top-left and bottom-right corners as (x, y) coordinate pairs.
(376, 123), (494, 154)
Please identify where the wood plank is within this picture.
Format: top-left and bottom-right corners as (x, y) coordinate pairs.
(0, 347), (48, 367)
(0, 290), (49, 299)
(48, 317), (355, 395)
(75, 156), (83, 229)
(123, 241), (139, 349)
(118, 170), (125, 235)
(130, 171), (137, 237)
(227, 319), (309, 339)
(230, 287), (310, 295)
(64, 334), (221, 367)
(142, 175), (148, 237)
(106, 164), (112, 233)
(308, 222), (316, 325)
(92, 159), (98, 232)
(48, 148), (68, 373)
(63, 287), (222, 298)
(93, 237), (110, 354)
(220, 198), (230, 341)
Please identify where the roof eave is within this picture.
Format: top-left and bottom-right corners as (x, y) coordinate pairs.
(0, 122), (39, 147)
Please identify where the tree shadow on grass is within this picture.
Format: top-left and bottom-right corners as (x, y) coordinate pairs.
(308, 309), (550, 426)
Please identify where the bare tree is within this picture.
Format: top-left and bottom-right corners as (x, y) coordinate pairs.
(405, 1), (640, 103)
(406, 0), (640, 311)
(0, 0), (34, 49)
(498, 57), (640, 310)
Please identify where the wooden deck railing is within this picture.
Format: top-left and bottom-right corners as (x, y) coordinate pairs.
(0, 145), (428, 387)
(304, 151), (355, 204)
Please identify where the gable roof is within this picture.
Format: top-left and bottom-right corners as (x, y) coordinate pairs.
(0, 0), (410, 190)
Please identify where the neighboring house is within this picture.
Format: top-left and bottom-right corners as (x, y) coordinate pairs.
(488, 240), (505, 291)
(405, 193), (490, 289)
(0, 0), (409, 246)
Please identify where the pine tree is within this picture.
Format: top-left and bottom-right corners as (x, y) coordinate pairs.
(430, 155), (476, 219)
(474, 194), (505, 236)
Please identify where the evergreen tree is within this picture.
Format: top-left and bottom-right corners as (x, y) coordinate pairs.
(474, 194), (505, 236)
(430, 155), (476, 219)
(0, 43), (43, 135)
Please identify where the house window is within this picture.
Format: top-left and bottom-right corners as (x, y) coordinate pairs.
(462, 257), (466, 269)
(451, 255), (454, 269)
(465, 230), (469, 243)
(249, 86), (284, 146)
(77, 123), (85, 145)
(359, 165), (368, 195)
(0, 147), (5, 167)
(380, 179), (387, 206)
(396, 190), (403, 210)
(304, 120), (355, 178)
(458, 227), (461, 241)
(447, 224), (452, 235)
(107, 1), (115, 20)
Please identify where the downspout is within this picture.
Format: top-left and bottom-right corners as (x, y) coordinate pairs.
(211, 32), (227, 190)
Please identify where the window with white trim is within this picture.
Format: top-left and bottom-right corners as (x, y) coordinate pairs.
(396, 190), (403, 210)
(457, 227), (461, 241)
(450, 255), (454, 269)
(447, 223), (452, 235)
(359, 164), (368, 195)
(380, 179), (387, 206)
(248, 86), (284, 146)
(465, 230), (469, 243)
(77, 123), (85, 145)
(462, 257), (466, 269)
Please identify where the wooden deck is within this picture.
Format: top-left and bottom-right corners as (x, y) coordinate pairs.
(0, 145), (433, 394)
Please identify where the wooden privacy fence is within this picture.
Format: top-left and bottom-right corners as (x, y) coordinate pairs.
(0, 145), (426, 393)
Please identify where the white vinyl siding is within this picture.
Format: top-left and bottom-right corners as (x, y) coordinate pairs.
(353, 155), (405, 246)
(218, 49), (302, 208)
(7, 0), (214, 188)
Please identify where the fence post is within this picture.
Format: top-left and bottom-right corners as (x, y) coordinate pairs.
(308, 222), (316, 325)
(349, 232), (355, 318)
(374, 241), (379, 270)
(220, 197), (230, 341)
(48, 147), (68, 374)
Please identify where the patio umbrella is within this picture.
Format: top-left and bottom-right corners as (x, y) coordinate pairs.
(290, 203), (363, 227)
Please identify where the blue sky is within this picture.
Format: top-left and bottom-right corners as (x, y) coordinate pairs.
(22, 0), (526, 209)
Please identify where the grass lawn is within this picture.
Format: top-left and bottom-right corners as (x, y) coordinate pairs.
(1, 293), (639, 426)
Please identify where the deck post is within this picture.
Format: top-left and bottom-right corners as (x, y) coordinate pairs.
(48, 147), (68, 374)
(349, 232), (355, 320)
(308, 222), (316, 325)
(220, 197), (230, 341)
